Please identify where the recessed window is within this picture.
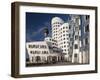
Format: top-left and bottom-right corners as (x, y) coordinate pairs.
(75, 35), (78, 40)
(69, 26), (71, 29)
(74, 44), (78, 49)
(64, 42), (66, 44)
(64, 45), (66, 47)
(85, 38), (88, 45)
(85, 24), (89, 32)
(74, 54), (77, 57)
(63, 34), (65, 36)
(63, 38), (65, 40)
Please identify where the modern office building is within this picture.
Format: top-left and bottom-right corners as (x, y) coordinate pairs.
(26, 41), (64, 63)
(70, 15), (82, 63)
(81, 15), (90, 63)
(51, 17), (71, 61)
(26, 15), (89, 64)
(58, 23), (70, 61)
(51, 17), (64, 43)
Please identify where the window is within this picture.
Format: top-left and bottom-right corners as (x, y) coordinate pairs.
(63, 27), (65, 29)
(64, 42), (66, 44)
(36, 56), (41, 62)
(63, 38), (65, 40)
(75, 35), (78, 40)
(74, 44), (78, 49)
(85, 24), (89, 32)
(74, 54), (77, 57)
(63, 34), (65, 36)
(85, 38), (88, 45)
(64, 45), (66, 47)
(69, 25), (71, 29)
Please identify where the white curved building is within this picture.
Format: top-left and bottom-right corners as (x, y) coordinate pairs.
(58, 23), (70, 61)
(51, 17), (64, 42)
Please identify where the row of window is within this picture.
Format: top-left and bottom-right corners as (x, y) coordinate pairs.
(28, 45), (47, 49)
(52, 25), (60, 28)
(53, 30), (69, 34)
(60, 44), (69, 49)
(58, 34), (70, 38)
(30, 51), (49, 54)
(59, 41), (70, 45)
(52, 43), (57, 46)
(62, 49), (69, 52)
(60, 26), (69, 30)
(58, 37), (69, 41)
(31, 56), (65, 62)
(46, 38), (57, 42)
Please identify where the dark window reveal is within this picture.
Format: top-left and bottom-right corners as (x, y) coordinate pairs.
(85, 24), (89, 32)
(74, 44), (78, 49)
(85, 38), (88, 45)
(74, 54), (77, 57)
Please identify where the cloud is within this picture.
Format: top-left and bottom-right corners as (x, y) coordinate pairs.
(32, 26), (46, 36)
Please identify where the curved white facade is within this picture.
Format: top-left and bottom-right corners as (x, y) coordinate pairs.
(51, 17), (64, 41)
(58, 23), (70, 60)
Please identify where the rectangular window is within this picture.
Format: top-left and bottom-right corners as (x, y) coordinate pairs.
(69, 25), (71, 29)
(75, 35), (78, 40)
(74, 44), (78, 49)
(85, 24), (89, 32)
(85, 38), (88, 45)
(74, 54), (77, 57)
